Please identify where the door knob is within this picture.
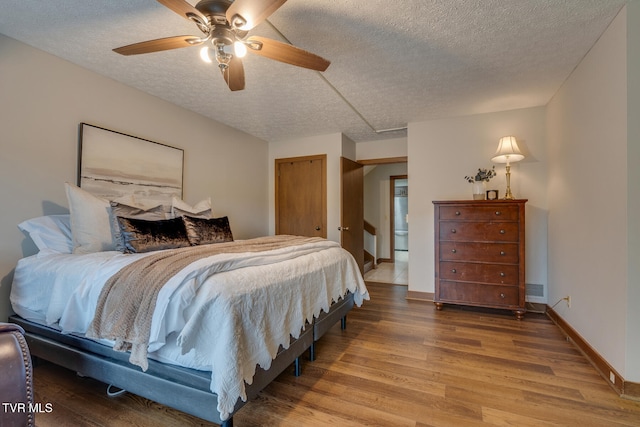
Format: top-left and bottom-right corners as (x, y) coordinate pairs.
(315, 226), (321, 231)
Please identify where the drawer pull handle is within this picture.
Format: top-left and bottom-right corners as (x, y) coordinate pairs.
(451, 249), (457, 253)
(451, 229), (456, 234)
(455, 211), (461, 216)
(500, 293), (506, 299)
(495, 211), (501, 215)
(500, 229), (506, 234)
(500, 272), (506, 277)
(500, 251), (506, 256)
(451, 269), (457, 273)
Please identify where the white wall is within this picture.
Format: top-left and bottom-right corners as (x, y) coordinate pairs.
(626, 0), (640, 384)
(356, 137), (408, 160)
(547, 5), (639, 382)
(0, 35), (269, 322)
(268, 133), (354, 243)
(407, 107), (548, 297)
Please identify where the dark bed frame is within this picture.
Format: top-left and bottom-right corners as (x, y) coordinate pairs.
(8, 292), (354, 426)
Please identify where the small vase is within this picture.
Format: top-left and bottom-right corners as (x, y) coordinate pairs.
(472, 181), (486, 200)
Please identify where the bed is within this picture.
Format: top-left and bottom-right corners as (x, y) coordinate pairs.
(9, 183), (368, 426)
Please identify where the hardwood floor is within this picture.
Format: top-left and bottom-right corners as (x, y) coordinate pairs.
(32, 283), (640, 426)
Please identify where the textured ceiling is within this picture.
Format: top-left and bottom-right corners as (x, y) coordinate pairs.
(0, 0), (628, 142)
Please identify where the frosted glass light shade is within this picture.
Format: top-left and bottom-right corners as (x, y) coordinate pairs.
(200, 46), (212, 63)
(234, 41), (247, 58)
(492, 136), (525, 164)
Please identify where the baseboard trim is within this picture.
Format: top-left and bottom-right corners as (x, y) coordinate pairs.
(546, 307), (640, 400)
(406, 290), (433, 302)
(525, 301), (546, 313)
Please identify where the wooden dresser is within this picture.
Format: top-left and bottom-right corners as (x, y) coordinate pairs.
(433, 199), (527, 319)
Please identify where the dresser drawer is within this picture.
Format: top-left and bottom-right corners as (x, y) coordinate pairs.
(439, 205), (519, 221)
(439, 241), (519, 263)
(439, 261), (519, 285)
(437, 281), (519, 306)
(439, 221), (519, 242)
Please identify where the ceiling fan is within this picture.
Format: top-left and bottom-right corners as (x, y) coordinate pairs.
(113, 0), (331, 91)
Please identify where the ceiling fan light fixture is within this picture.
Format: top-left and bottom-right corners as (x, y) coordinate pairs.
(199, 46), (213, 63)
(214, 43), (232, 69)
(234, 41), (247, 58)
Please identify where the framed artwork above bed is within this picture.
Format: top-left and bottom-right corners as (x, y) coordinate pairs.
(78, 123), (184, 206)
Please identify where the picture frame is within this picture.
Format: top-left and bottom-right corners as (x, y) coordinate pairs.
(486, 189), (499, 200)
(78, 123), (184, 206)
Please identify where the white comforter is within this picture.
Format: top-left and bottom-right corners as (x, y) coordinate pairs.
(11, 239), (368, 421)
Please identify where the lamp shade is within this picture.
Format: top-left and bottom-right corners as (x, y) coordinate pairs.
(492, 136), (525, 164)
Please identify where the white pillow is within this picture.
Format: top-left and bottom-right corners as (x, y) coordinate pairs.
(171, 196), (212, 218)
(65, 182), (115, 254)
(18, 214), (73, 253)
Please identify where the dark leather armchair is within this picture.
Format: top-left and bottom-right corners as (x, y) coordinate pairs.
(0, 323), (35, 427)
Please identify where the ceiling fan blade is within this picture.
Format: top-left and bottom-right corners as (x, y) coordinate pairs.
(113, 35), (203, 55)
(246, 36), (330, 71)
(222, 56), (246, 91)
(157, 0), (209, 28)
(226, 0), (287, 30)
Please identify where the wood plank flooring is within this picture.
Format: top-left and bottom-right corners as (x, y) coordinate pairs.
(32, 283), (640, 426)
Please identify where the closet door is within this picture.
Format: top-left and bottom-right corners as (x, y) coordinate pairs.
(275, 154), (326, 238)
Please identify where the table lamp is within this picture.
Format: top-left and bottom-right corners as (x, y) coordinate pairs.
(491, 136), (525, 200)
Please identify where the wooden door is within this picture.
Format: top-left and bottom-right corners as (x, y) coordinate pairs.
(275, 155), (326, 238)
(340, 157), (364, 274)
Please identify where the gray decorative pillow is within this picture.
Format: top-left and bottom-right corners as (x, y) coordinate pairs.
(182, 215), (233, 246)
(171, 197), (212, 219)
(110, 201), (166, 252)
(117, 216), (191, 253)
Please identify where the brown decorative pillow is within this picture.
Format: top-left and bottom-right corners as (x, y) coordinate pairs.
(182, 215), (233, 246)
(117, 216), (191, 253)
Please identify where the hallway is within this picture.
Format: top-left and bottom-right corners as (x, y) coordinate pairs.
(363, 251), (408, 285)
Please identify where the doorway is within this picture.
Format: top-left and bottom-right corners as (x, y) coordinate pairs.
(391, 175), (408, 261)
(361, 160), (408, 285)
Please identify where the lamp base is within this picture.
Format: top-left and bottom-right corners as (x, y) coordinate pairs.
(503, 165), (515, 200)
